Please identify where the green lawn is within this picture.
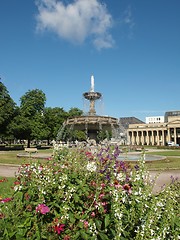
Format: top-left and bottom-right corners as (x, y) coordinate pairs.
(146, 150), (180, 156)
(0, 177), (14, 199)
(144, 157), (180, 170)
(0, 149), (53, 165)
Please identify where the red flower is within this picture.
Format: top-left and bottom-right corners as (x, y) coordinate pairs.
(123, 184), (132, 194)
(53, 224), (65, 235)
(0, 213), (5, 219)
(14, 181), (20, 185)
(0, 178), (7, 183)
(25, 192), (30, 200)
(36, 204), (50, 214)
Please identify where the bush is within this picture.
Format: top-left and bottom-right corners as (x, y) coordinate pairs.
(0, 146), (179, 239)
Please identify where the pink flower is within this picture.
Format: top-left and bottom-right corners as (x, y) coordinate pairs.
(101, 183), (106, 188)
(36, 203), (50, 214)
(84, 221), (88, 229)
(53, 224), (65, 235)
(102, 201), (108, 206)
(91, 212), (96, 217)
(99, 193), (105, 199)
(63, 235), (70, 240)
(1, 197), (12, 203)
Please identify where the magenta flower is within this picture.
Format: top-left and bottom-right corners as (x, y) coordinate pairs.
(1, 197), (12, 203)
(36, 203), (50, 214)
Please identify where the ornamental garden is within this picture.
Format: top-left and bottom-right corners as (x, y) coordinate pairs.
(0, 145), (179, 239)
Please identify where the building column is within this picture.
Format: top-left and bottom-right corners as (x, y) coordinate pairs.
(162, 130), (165, 146)
(146, 131), (150, 145)
(152, 131), (155, 145)
(142, 131), (145, 145)
(136, 131), (139, 145)
(132, 131), (135, 145)
(167, 128), (171, 143)
(157, 130), (160, 146)
(174, 127), (177, 144)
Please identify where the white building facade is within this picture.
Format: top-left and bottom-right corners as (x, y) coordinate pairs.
(128, 111), (180, 146)
(146, 116), (164, 124)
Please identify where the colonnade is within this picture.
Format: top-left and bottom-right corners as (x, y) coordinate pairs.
(128, 126), (180, 146)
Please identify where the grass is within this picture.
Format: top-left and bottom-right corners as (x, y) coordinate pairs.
(145, 157), (180, 170)
(144, 149), (180, 170)
(0, 149), (53, 165)
(0, 177), (15, 199)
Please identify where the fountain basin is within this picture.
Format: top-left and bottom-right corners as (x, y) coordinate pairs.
(118, 154), (166, 161)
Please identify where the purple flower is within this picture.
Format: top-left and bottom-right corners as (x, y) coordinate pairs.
(134, 165), (140, 171)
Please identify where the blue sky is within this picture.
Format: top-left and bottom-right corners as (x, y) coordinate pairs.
(0, 0), (180, 121)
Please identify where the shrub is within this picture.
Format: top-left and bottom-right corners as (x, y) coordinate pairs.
(0, 146), (179, 239)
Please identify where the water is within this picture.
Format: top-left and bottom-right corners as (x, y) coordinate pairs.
(118, 154), (165, 161)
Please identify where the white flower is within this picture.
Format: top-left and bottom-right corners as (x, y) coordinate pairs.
(87, 162), (97, 172)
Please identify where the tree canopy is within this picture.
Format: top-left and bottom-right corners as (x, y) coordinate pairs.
(0, 83), (85, 145)
(0, 82), (16, 138)
(11, 89), (47, 147)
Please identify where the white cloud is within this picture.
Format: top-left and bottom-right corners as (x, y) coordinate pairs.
(121, 5), (135, 39)
(35, 0), (114, 49)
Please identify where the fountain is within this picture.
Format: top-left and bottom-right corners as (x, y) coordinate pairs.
(62, 75), (119, 141)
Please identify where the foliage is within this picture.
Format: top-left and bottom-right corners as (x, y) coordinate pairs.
(0, 82), (16, 139)
(72, 130), (87, 141)
(20, 89), (46, 117)
(0, 146), (179, 239)
(10, 89), (47, 147)
(43, 107), (69, 142)
(97, 130), (112, 141)
(0, 82), (84, 144)
(68, 108), (83, 117)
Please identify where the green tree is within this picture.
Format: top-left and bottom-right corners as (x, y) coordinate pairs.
(72, 130), (87, 141)
(68, 107), (83, 117)
(11, 89), (46, 147)
(97, 130), (112, 141)
(44, 107), (69, 143)
(0, 81), (16, 141)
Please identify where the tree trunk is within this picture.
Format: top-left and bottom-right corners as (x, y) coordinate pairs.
(27, 139), (31, 148)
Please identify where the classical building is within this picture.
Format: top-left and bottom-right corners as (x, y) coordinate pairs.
(127, 111), (180, 146)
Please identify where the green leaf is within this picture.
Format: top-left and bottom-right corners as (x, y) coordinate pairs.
(98, 232), (109, 240)
(105, 214), (110, 228)
(69, 212), (76, 224)
(74, 193), (79, 202)
(80, 230), (89, 240)
(95, 219), (102, 230)
(77, 221), (84, 228)
(73, 231), (80, 239)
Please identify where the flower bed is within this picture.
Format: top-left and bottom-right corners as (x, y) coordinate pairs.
(0, 146), (179, 239)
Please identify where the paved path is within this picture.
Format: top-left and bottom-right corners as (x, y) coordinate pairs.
(149, 169), (179, 193)
(0, 164), (179, 193)
(0, 164), (20, 177)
